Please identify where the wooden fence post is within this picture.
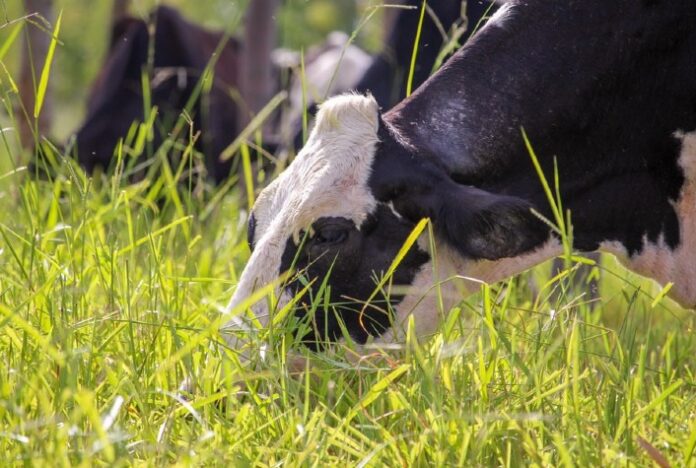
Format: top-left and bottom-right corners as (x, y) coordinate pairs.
(239, 0), (279, 129)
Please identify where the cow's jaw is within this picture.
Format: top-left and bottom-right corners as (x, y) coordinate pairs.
(369, 237), (562, 344)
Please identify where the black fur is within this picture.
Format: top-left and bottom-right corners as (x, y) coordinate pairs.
(276, 206), (429, 347)
(384, 0), (696, 256)
(370, 121), (548, 260)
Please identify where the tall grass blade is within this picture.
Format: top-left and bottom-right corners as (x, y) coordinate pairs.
(0, 22), (23, 60)
(406, 0), (427, 97)
(359, 218), (429, 320)
(34, 10), (62, 119)
(684, 416), (696, 463)
(240, 142), (255, 211)
(349, 364), (409, 418)
(220, 91), (287, 161)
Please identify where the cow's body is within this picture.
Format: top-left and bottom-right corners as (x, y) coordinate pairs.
(224, 0), (696, 349)
(377, 0), (696, 307)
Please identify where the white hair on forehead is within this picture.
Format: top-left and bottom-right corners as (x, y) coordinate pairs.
(223, 93), (381, 336)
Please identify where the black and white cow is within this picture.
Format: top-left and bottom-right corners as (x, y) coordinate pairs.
(223, 0), (696, 349)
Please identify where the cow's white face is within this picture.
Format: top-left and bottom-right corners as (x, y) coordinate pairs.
(223, 94), (430, 346)
(223, 93), (550, 348)
(232, 94), (380, 318)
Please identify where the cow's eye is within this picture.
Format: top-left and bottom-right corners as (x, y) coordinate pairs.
(314, 226), (348, 245)
(310, 218), (354, 247)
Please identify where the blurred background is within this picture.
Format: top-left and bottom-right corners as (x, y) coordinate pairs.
(0, 0), (385, 141)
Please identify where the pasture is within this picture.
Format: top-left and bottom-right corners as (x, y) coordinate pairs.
(1, 1), (695, 465)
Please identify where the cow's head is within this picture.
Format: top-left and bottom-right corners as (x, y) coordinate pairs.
(224, 93), (547, 348)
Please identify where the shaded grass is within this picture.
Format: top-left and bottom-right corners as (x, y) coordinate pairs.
(1, 4), (696, 467)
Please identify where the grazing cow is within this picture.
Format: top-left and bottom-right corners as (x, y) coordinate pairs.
(223, 0), (696, 349)
(73, 6), (240, 183)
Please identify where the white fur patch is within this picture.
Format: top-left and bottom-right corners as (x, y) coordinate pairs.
(601, 131), (696, 308)
(222, 94), (380, 337)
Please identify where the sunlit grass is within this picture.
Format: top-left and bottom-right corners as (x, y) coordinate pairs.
(3, 111), (695, 468)
(2, 5), (696, 467)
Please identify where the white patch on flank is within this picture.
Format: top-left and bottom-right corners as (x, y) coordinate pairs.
(222, 94), (380, 343)
(600, 131), (696, 308)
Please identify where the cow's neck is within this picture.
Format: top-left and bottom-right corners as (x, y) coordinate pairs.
(384, 1), (696, 309)
(431, 130), (696, 309)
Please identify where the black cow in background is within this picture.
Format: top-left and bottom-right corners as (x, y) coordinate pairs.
(73, 6), (241, 183)
(355, 0), (495, 109)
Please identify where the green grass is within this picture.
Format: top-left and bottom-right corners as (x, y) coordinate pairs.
(2, 4), (696, 467)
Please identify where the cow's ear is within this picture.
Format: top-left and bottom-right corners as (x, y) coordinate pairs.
(108, 17), (140, 51)
(430, 184), (548, 260)
(86, 19), (148, 115)
(373, 163), (547, 260)
(151, 6), (206, 68)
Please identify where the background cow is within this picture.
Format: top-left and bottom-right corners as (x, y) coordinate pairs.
(71, 2), (495, 183)
(223, 0), (696, 349)
(277, 0), (497, 151)
(72, 5), (240, 183)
